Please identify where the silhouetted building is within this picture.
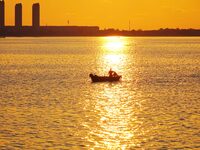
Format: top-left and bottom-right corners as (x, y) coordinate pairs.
(0, 0), (5, 27)
(15, 3), (22, 27)
(32, 3), (40, 28)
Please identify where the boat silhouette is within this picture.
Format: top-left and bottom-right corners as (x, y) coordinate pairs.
(89, 73), (122, 82)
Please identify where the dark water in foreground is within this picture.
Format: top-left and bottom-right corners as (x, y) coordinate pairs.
(0, 37), (200, 149)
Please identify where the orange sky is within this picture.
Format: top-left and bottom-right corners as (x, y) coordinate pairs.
(4, 0), (200, 30)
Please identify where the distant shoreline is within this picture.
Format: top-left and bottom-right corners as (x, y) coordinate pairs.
(1, 35), (200, 38)
(1, 26), (200, 37)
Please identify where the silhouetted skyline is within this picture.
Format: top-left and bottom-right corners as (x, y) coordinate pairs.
(1, 26), (200, 37)
(1, 1), (200, 36)
(2, 0), (200, 30)
(1, 1), (40, 28)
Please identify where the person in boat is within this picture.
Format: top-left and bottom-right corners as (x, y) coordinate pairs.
(108, 68), (118, 77)
(108, 68), (113, 77)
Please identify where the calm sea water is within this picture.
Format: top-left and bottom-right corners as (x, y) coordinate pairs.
(0, 37), (200, 149)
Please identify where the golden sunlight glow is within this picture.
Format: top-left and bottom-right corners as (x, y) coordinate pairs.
(104, 54), (123, 66)
(96, 54), (125, 76)
(96, 36), (129, 74)
(104, 37), (125, 52)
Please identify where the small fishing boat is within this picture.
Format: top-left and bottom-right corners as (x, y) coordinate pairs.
(89, 73), (122, 82)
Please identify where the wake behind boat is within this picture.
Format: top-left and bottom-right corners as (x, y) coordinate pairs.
(89, 69), (122, 82)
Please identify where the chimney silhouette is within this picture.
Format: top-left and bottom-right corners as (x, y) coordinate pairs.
(0, 0), (5, 27)
(15, 3), (22, 27)
(32, 3), (40, 28)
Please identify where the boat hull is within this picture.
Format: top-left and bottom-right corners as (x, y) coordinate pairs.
(89, 74), (122, 82)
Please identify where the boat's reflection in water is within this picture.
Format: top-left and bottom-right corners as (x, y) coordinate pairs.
(85, 37), (144, 149)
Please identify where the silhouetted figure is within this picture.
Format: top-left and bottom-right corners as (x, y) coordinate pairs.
(108, 68), (113, 77)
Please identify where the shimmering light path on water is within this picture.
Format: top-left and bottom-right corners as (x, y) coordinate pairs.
(0, 37), (200, 149)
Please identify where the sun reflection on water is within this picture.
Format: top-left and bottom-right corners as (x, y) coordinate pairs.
(103, 36), (126, 53)
(96, 36), (129, 74)
(84, 37), (144, 149)
(97, 87), (134, 149)
(104, 54), (122, 65)
(85, 84), (144, 149)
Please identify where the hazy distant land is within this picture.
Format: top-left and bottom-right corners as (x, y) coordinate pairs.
(1, 26), (200, 37)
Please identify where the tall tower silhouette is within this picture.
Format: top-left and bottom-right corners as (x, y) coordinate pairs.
(15, 3), (22, 27)
(0, 0), (5, 27)
(32, 3), (40, 28)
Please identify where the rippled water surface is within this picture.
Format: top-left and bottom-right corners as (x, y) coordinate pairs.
(0, 37), (200, 149)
